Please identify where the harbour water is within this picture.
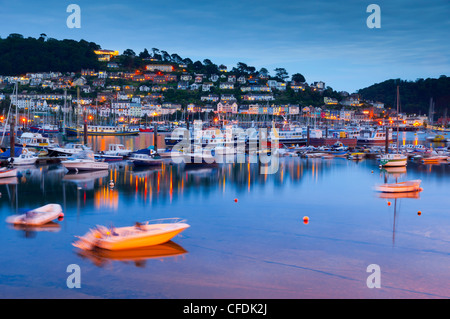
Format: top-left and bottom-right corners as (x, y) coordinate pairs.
(0, 132), (449, 298)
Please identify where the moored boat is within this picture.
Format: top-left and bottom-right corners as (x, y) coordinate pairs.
(426, 134), (448, 142)
(65, 124), (139, 136)
(73, 218), (190, 251)
(357, 128), (392, 145)
(348, 152), (365, 160)
(380, 153), (408, 167)
(16, 132), (58, 150)
(0, 167), (17, 178)
(47, 143), (91, 158)
(8, 148), (38, 166)
(129, 153), (163, 167)
(29, 124), (59, 134)
(374, 180), (422, 193)
(6, 204), (63, 226)
(61, 151), (109, 171)
(104, 144), (133, 157)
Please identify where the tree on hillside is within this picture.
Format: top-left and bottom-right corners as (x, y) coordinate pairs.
(171, 53), (183, 64)
(193, 60), (203, 71)
(292, 73), (306, 83)
(123, 49), (136, 57)
(139, 48), (151, 59)
(274, 68), (289, 81)
(259, 68), (269, 77)
(0, 34), (100, 74)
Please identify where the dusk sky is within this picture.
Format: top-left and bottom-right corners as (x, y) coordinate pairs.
(1, 0), (449, 93)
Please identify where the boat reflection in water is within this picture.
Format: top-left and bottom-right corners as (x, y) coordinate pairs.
(377, 185), (422, 246)
(76, 241), (187, 268)
(63, 170), (109, 190)
(9, 221), (61, 238)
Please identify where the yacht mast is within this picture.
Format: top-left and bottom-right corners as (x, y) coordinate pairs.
(396, 85), (400, 154)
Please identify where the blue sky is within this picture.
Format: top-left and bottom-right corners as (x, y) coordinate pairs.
(0, 0), (449, 92)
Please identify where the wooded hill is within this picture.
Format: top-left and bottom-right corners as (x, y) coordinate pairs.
(358, 76), (450, 117)
(0, 34), (100, 75)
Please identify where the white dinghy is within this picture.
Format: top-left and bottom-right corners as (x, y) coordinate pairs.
(6, 204), (63, 226)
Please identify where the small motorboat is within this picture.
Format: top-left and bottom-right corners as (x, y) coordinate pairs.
(61, 151), (109, 171)
(129, 153), (163, 167)
(8, 148), (38, 166)
(426, 134), (448, 142)
(0, 167), (17, 178)
(6, 204), (63, 226)
(374, 180), (422, 193)
(47, 143), (91, 158)
(422, 156), (447, 164)
(73, 218), (190, 251)
(348, 152), (365, 160)
(104, 144), (133, 157)
(139, 126), (154, 133)
(379, 153), (408, 167)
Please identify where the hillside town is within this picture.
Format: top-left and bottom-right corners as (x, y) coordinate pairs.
(0, 48), (429, 128)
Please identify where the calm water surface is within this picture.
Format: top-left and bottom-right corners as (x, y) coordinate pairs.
(0, 132), (449, 298)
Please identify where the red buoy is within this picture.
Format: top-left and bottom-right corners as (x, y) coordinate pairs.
(303, 216), (309, 224)
(387, 201), (391, 206)
(417, 211), (422, 216)
(234, 198), (238, 203)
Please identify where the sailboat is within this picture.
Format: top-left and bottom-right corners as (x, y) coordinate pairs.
(380, 86), (407, 167)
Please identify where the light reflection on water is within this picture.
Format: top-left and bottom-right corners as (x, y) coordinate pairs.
(0, 133), (449, 298)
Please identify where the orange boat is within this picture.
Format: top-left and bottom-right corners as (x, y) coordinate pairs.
(374, 180), (422, 193)
(73, 218), (189, 251)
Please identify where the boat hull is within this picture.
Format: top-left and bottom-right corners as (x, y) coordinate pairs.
(0, 168), (17, 178)
(62, 160), (109, 171)
(132, 160), (163, 167)
(380, 159), (408, 167)
(74, 222), (190, 251)
(375, 180), (422, 193)
(66, 127), (139, 136)
(6, 204), (63, 226)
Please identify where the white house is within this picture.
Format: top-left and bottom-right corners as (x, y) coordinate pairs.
(217, 102), (238, 114)
(201, 94), (219, 102)
(220, 82), (234, 90)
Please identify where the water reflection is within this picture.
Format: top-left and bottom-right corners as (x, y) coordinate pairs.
(377, 191), (421, 246)
(76, 241), (187, 268)
(1, 149), (450, 298)
(0, 158), (338, 214)
(9, 221), (61, 238)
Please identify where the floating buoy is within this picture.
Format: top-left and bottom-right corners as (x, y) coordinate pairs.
(417, 211), (422, 216)
(387, 201), (391, 206)
(58, 213), (64, 221)
(303, 216), (309, 224)
(234, 198), (238, 203)
(371, 170), (373, 174)
(109, 180), (115, 188)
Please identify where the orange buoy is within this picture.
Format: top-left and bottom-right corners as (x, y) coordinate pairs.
(303, 216), (309, 224)
(417, 211), (422, 216)
(387, 201), (391, 206)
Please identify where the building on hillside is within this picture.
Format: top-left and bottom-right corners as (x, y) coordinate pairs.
(217, 102), (238, 114)
(145, 64), (174, 72)
(94, 50), (119, 62)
